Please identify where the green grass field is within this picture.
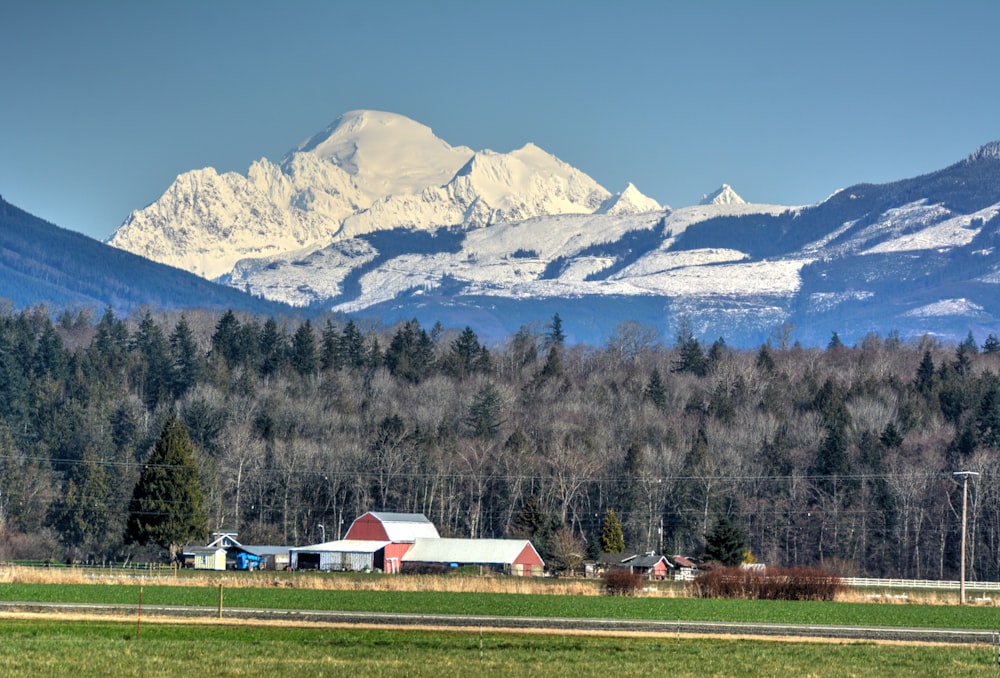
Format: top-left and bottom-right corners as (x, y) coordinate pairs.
(0, 619), (996, 677)
(2, 581), (999, 630)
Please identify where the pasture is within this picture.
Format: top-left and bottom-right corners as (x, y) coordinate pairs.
(1, 579), (999, 630)
(0, 619), (996, 676)
(2, 567), (1000, 675)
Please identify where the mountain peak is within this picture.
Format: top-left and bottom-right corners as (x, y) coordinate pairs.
(596, 183), (663, 215)
(699, 184), (745, 205)
(292, 109), (473, 195)
(965, 141), (1000, 164)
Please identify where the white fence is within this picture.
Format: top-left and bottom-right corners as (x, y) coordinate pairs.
(843, 577), (1000, 591)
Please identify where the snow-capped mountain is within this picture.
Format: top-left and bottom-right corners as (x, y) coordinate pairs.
(699, 184), (745, 205)
(227, 141), (1000, 347)
(597, 183), (664, 215)
(109, 110), (633, 279)
(107, 109), (1000, 346)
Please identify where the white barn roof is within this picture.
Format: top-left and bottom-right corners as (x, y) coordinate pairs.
(401, 538), (541, 566)
(348, 512), (440, 542)
(369, 512), (440, 541)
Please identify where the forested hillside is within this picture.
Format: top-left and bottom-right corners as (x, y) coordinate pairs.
(2, 304), (1000, 582)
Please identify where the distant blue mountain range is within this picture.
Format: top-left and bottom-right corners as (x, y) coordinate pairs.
(0, 196), (294, 318)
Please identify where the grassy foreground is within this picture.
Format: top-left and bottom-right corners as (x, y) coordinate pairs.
(2, 580), (1000, 630)
(0, 619), (996, 677)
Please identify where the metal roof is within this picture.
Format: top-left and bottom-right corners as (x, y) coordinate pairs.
(401, 538), (542, 565)
(291, 539), (391, 554)
(360, 512), (440, 542)
(368, 512), (434, 523)
(241, 545), (293, 557)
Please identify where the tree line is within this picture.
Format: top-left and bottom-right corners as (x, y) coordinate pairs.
(1, 303), (1000, 580)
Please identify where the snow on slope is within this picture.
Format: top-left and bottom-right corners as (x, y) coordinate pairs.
(863, 202), (1000, 254)
(293, 110), (474, 198)
(338, 142), (612, 238)
(903, 298), (986, 318)
(108, 161), (359, 279)
(227, 199), (804, 313)
(225, 239), (379, 306)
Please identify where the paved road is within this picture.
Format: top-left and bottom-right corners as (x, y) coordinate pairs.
(1, 600), (994, 645)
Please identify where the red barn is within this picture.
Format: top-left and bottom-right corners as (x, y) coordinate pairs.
(344, 512), (441, 572)
(401, 537), (545, 576)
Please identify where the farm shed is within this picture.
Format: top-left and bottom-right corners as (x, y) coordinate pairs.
(190, 546), (227, 570)
(620, 553), (673, 580)
(233, 545), (290, 571)
(401, 538), (544, 576)
(670, 555), (700, 581)
(289, 540), (391, 572)
(189, 533), (293, 571)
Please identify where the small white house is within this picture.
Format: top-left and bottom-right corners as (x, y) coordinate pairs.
(190, 545), (227, 570)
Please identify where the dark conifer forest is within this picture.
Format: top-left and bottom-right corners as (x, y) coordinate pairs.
(2, 304), (999, 581)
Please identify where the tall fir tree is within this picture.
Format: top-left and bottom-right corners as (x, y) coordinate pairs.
(169, 315), (201, 398)
(125, 415), (208, 562)
(290, 320), (318, 376)
(545, 313), (566, 348)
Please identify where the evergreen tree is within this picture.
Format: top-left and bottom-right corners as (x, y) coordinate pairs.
(210, 309), (241, 368)
(124, 415), (208, 562)
(600, 509), (625, 553)
(258, 318), (288, 377)
(466, 383), (505, 438)
(89, 307), (129, 385)
(33, 319), (67, 380)
(133, 312), (172, 410)
(879, 421), (903, 449)
(961, 331), (979, 355)
(672, 337), (707, 376)
(976, 376), (1000, 448)
(290, 320), (318, 376)
(755, 344), (776, 373)
(510, 496), (557, 560)
(385, 320), (435, 383)
(51, 450), (115, 559)
(338, 319), (366, 368)
(953, 340), (974, 377)
(703, 515), (747, 566)
(643, 367), (667, 409)
(320, 320), (340, 370)
(827, 331), (844, 351)
(540, 345), (562, 378)
(706, 337), (727, 368)
(446, 326), (490, 377)
(169, 315), (201, 398)
(368, 336), (384, 369)
(915, 350), (936, 394)
(983, 334), (1000, 354)
(545, 313), (566, 348)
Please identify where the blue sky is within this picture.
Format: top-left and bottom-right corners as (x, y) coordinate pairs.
(3, 1), (999, 241)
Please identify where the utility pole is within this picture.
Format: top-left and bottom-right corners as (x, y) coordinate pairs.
(954, 471), (980, 605)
